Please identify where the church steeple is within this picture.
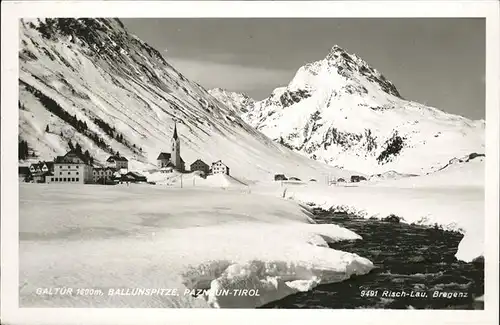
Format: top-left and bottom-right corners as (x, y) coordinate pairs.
(173, 122), (179, 140)
(171, 122), (182, 171)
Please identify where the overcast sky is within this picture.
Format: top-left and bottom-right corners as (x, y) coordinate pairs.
(122, 18), (485, 120)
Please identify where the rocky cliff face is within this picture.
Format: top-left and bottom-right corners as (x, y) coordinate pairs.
(208, 88), (254, 114)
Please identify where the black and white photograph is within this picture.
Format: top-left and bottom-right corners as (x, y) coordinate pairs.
(1, 1), (499, 324)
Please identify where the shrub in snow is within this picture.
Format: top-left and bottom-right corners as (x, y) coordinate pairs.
(274, 174), (287, 181)
(382, 214), (400, 223)
(351, 175), (362, 183)
(468, 152), (485, 161)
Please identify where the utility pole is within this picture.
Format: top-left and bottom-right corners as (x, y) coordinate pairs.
(180, 173), (183, 188)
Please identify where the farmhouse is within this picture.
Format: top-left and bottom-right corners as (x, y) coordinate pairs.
(106, 153), (128, 170)
(211, 160), (230, 176)
(93, 167), (116, 184)
(115, 171), (147, 183)
(29, 161), (54, 183)
(46, 151), (93, 184)
(350, 175), (367, 183)
(190, 159), (210, 175)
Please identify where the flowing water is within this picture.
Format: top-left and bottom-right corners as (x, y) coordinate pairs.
(262, 212), (484, 309)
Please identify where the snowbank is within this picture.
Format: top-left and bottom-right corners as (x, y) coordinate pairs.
(366, 155), (484, 189)
(255, 160), (485, 263)
(144, 171), (250, 189)
(19, 184), (373, 308)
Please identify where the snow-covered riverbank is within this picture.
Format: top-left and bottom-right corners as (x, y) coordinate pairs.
(19, 184), (373, 309)
(253, 157), (484, 263)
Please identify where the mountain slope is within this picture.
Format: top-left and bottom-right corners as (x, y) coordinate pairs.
(18, 18), (356, 182)
(239, 45), (485, 175)
(208, 88), (254, 114)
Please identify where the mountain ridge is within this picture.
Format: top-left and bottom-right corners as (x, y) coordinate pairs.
(18, 18), (357, 182)
(211, 45), (485, 175)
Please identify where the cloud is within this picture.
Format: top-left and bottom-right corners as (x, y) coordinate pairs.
(166, 57), (293, 97)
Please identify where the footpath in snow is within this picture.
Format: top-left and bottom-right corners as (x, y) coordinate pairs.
(19, 184), (373, 309)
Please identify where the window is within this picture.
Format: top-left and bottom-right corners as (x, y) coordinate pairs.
(72, 178), (75, 181)
(76, 166), (79, 169)
(59, 172), (62, 175)
(76, 178), (79, 182)
(76, 172), (79, 175)
(68, 172), (71, 175)
(64, 178), (67, 181)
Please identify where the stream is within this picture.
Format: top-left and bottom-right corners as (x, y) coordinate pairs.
(262, 212), (484, 309)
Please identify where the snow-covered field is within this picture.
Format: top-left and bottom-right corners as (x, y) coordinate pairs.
(19, 183), (373, 308)
(19, 156), (484, 309)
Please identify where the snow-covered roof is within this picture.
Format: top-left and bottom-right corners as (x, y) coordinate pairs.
(190, 159), (208, 167)
(107, 155), (128, 162)
(55, 151), (90, 164)
(212, 160), (228, 168)
(157, 152), (171, 160)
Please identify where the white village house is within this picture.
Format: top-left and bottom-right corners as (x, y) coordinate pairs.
(211, 160), (230, 176)
(93, 167), (116, 184)
(46, 151), (93, 184)
(106, 154), (128, 170)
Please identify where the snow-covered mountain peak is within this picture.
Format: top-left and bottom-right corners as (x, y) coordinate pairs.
(238, 45), (484, 175)
(290, 45), (402, 100)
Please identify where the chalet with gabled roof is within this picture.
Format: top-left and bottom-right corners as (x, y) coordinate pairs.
(29, 161), (55, 183)
(115, 171), (147, 183)
(190, 159), (209, 175)
(211, 160), (230, 176)
(93, 166), (116, 184)
(106, 153), (128, 170)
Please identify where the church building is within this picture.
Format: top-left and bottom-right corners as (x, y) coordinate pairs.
(156, 123), (185, 172)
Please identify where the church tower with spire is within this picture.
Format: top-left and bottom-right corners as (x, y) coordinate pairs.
(171, 122), (182, 171)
